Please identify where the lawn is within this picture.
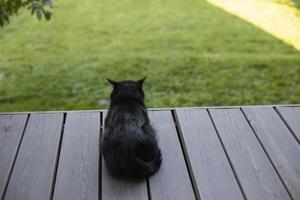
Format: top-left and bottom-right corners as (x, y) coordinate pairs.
(274, 0), (300, 9)
(0, 0), (299, 111)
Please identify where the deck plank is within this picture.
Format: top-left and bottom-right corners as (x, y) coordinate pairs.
(53, 112), (100, 200)
(210, 108), (291, 200)
(1, 106), (299, 200)
(175, 108), (244, 200)
(4, 113), (63, 200)
(148, 110), (195, 200)
(276, 106), (300, 143)
(101, 112), (148, 200)
(102, 167), (148, 200)
(243, 107), (300, 200)
(0, 114), (28, 198)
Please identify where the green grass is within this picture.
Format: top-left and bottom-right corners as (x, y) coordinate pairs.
(0, 0), (299, 111)
(289, 0), (300, 8)
(273, 0), (300, 9)
(294, 0), (300, 8)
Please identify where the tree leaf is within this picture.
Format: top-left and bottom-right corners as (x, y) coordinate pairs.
(0, 0), (54, 28)
(36, 9), (42, 20)
(43, 10), (51, 20)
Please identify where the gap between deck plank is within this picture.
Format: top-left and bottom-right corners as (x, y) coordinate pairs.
(210, 108), (291, 200)
(207, 109), (247, 200)
(148, 110), (196, 200)
(171, 110), (199, 200)
(242, 107), (300, 200)
(174, 108), (244, 200)
(0, 114), (29, 200)
(3, 113), (64, 200)
(99, 112), (103, 200)
(50, 113), (67, 200)
(275, 106), (300, 144)
(53, 112), (100, 200)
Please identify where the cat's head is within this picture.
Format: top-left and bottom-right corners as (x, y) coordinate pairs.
(107, 77), (146, 105)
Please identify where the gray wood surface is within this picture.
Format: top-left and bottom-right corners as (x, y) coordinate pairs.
(1, 106), (300, 200)
(175, 108), (244, 200)
(0, 114), (28, 198)
(243, 107), (300, 200)
(148, 110), (195, 200)
(210, 108), (291, 200)
(276, 106), (300, 143)
(102, 166), (148, 200)
(53, 112), (100, 200)
(101, 112), (148, 200)
(4, 113), (63, 200)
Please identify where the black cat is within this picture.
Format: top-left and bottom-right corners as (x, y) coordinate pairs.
(101, 77), (162, 178)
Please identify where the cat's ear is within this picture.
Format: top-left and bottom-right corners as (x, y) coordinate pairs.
(137, 76), (147, 87)
(107, 79), (119, 86)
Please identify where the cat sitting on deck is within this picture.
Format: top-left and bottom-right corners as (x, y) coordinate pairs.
(101, 77), (162, 178)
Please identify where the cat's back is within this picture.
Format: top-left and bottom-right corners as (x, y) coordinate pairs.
(105, 104), (146, 130)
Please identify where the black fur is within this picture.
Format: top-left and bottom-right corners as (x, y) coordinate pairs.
(101, 77), (162, 178)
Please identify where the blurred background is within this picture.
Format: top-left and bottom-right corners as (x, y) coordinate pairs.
(0, 0), (299, 111)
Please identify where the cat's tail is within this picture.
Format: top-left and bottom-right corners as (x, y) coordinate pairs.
(132, 137), (162, 178)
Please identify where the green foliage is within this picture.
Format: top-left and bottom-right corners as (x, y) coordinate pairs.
(0, 0), (52, 27)
(0, 0), (299, 111)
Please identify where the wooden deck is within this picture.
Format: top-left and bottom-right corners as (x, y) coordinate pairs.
(0, 105), (299, 200)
